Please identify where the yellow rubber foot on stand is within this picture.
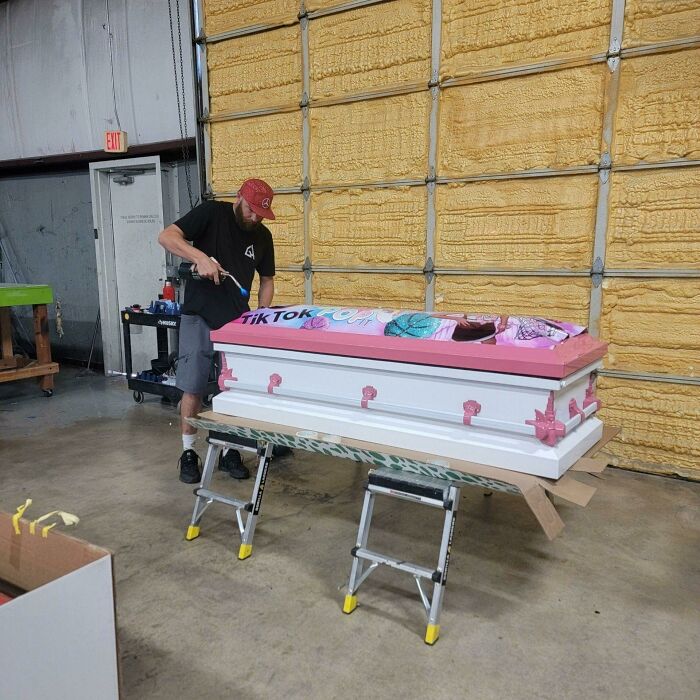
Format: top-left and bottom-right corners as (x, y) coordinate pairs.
(424, 624), (440, 645)
(238, 543), (253, 560)
(342, 594), (358, 614)
(185, 525), (200, 541)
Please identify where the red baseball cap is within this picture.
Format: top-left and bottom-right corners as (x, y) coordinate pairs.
(239, 178), (276, 220)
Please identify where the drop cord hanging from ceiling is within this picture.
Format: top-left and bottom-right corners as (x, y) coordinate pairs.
(168, 0), (195, 208)
(104, 0), (122, 132)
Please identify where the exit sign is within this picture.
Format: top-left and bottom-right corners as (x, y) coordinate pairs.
(104, 130), (128, 153)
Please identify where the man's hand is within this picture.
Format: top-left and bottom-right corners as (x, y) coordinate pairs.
(194, 256), (226, 285)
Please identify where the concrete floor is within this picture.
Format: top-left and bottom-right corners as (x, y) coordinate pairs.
(1, 368), (699, 699)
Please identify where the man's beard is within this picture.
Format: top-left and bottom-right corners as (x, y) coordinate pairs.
(234, 202), (260, 232)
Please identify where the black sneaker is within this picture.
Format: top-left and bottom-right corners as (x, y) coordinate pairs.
(178, 449), (202, 484)
(218, 449), (250, 480)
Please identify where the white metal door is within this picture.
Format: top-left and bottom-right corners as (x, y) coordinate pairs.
(90, 156), (170, 375)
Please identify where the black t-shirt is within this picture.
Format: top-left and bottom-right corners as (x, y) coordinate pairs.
(174, 200), (275, 329)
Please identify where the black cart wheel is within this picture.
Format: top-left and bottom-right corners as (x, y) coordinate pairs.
(43, 389), (54, 398)
(133, 391), (145, 404)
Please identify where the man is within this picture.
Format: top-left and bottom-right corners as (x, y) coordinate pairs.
(158, 178), (276, 483)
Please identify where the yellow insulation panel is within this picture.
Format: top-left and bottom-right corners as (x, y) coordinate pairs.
(250, 271), (305, 306)
(310, 187), (426, 267)
(310, 93), (431, 185)
(309, 0), (431, 100)
(439, 65), (606, 177)
(434, 276), (591, 325)
(204, 0), (299, 35)
(211, 112), (302, 191)
(607, 167), (700, 269)
(598, 377), (700, 478)
(305, 0), (351, 10)
(600, 279), (700, 376)
(313, 273), (425, 307)
(208, 28), (301, 115)
(220, 194), (305, 266)
(435, 176), (597, 269)
(613, 49), (700, 166)
(441, 0), (610, 80)
(623, 0), (700, 48)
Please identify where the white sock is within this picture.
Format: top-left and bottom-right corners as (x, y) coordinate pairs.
(182, 434), (197, 452)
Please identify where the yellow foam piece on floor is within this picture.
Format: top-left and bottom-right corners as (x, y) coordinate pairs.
(441, 0), (610, 80)
(607, 168), (700, 269)
(313, 273), (425, 308)
(204, 0), (298, 36)
(238, 543), (253, 559)
(309, 0), (431, 100)
(311, 187), (427, 267)
(598, 377), (700, 477)
(614, 49), (700, 166)
(623, 0), (700, 48)
(208, 27), (301, 115)
(600, 279), (700, 376)
(435, 176), (597, 269)
(342, 594), (357, 614)
(310, 92), (431, 186)
(439, 64), (607, 177)
(435, 276), (591, 326)
(211, 112), (302, 192)
(186, 525), (201, 541)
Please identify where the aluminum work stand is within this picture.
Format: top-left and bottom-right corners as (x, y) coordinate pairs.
(343, 467), (461, 645)
(185, 434), (273, 560)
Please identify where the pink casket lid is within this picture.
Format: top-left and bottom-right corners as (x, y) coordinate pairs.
(212, 318), (607, 379)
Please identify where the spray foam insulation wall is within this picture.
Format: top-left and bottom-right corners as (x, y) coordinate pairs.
(440, 0), (611, 81)
(309, 0), (431, 100)
(211, 111), (302, 191)
(435, 277), (591, 326)
(600, 279), (700, 376)
(313, 273), (425, 307)
(607, 167), (700, 269)
(623, 0), (700, 47)
(613, 49), (700, 166)
(208, 28), (301, 114)
(598, 377), (700, 478)
(249, 271), (305, 306)
(435, 176), (597, 269)
(223, 195), (304, 266)
(204, 0), (298, 35)
(309, 93), (430, 185)
(438, 65), (607, 177)
(310, 188), (426, 267)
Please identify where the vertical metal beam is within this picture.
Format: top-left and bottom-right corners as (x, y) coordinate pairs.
(301, 13), (313, 303)
(425, 0), (442, 311)
(589, 1), (625, 334)
(190, 0), (211, 198)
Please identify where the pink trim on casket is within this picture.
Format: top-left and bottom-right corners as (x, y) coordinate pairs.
(569, 398), (586, 423)
(361, 385), (377, 409)
(218, 355), (238, 391)
(583, 375), (602, 411)
(463, 400), (481, 425)
(267, 373), (282, 394)
(211, 324), (607, 379)
(526, 392), (566, 446)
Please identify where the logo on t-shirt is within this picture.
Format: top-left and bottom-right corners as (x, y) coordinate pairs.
(244, 244), (255, 260)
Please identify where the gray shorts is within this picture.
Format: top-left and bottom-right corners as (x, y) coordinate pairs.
(176, 314), (215, 395)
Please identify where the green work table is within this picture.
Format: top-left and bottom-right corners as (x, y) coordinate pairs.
(0, 284), (59, 396)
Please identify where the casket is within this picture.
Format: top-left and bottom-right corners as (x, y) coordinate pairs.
(211, 306), (607, 479)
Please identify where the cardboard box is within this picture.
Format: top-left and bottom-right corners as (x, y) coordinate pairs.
(0, 513), (120, 699)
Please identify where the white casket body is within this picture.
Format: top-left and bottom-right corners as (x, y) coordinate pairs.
(211, 307), (607, 479)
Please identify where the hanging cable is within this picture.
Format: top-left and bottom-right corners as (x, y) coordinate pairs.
(104, 0), (122, 131)
(168, 0), (195, 209)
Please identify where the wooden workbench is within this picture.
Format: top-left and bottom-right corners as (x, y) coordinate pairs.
(0, 284), (59, 396)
